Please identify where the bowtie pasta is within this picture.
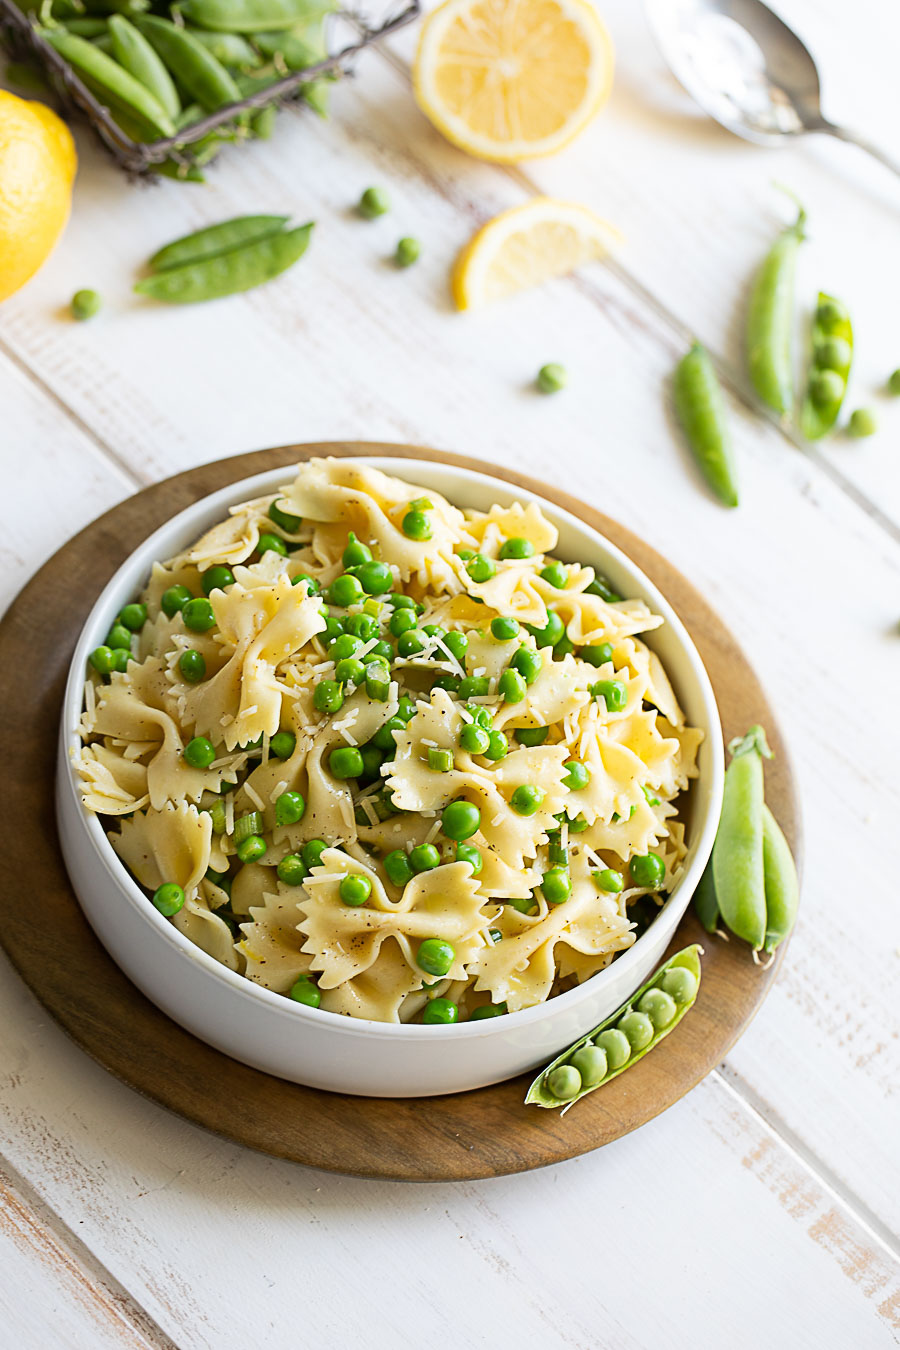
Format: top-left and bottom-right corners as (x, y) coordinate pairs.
(76, 458), (703, 1025)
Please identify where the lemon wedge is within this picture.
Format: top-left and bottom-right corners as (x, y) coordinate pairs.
(452, 197), (621, 310)
(413, 0), (614, 163)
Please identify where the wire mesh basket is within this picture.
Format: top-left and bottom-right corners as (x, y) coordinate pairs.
(0, 0), (420, 176)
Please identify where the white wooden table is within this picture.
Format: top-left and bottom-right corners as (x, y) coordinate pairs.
(2, 1), (899, 1344)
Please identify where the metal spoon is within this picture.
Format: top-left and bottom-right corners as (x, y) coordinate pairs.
(646, 0), (900, 179)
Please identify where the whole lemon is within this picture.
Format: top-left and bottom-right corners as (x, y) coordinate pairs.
(0, 90), (77, 303)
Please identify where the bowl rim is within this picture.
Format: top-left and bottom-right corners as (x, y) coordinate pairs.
(60, 454), (724, 1041)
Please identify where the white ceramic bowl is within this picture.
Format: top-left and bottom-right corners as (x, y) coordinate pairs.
(57, 456), (723, 1098)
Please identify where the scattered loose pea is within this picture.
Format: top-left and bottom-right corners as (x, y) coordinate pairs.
(536, 363), (567, 394)
(409, 842), (441, 873)
(442, 799), (481, 841)
(275, 791), (306, 827)
(887, 369), (900, 396)
(847, 407), (877, 438)
(71, 288), (101, 321)
(395, 236), (421, 266)
(358, 186), (390, 218)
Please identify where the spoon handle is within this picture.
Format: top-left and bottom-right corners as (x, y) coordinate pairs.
(820, 123), (900, 181)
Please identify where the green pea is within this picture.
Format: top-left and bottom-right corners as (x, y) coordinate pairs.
(270, 731), (295, 760)
(467, 703), (492, 728)
(570, 1044), (607, 1087)
(402, 509), (432, 541)
(525, 610), (565, 647)
(546, 1064), (581, 1099)
(89, 645), (116, 675)
(593, 868), (624, 893)
(491, 616), (519, 641)
(507, 896), (537, 915)
(341, 532), (371, 568)
(511, 647), (542, 685)
(201, 565), (234, 596)
(562, 759), (590, 790)
(455, 842), (482, 873)
(178, 649), (206, 682)
(301, 839), (327, 868)
(630, 852), (665, 888)
(847, 407), (877, 437)
(540, 561), (568, 589)
(112, 649), (131, 673)
(586, 576), (623, 603)
(443, 630), (468, 661)
(637, 987), (678, 1030)
(387, 593), (417, 609)
(384, 850), (414, 887)
(71, 288), (101, 321)
(182, 598), (215, 632)
(184, 736), (215, 768)
(314, 679), (343, 714)
(345, 613), (377, 639)
(257, 531), (287, 557)
(160, 584), (192, 617)
(423, 998), (458, 1024)
(417, 937), (455, 976)
(366, 641), (394, 662)
(336, 657), (365, 687)
(289, 975), (320, 1007)
(541, 866), (571, 905)
(373, 715), (406, 752)
(118, 602), (148, 632)
(457, 675), (490, 698)
(485, 731), (508, 761)
(389, 608), (417, 637)
(554, 635), (575, 659)
(816, 296), (848, 330)
(515, 726), (549, 747)
(359, 186), (390, 218)
(618, 1010), (654, 1052)
(275, 791), (305, 827)
(277, 853), (308, 885)
(661, 965), (699, 1004)
(237, 835), (266, 863)
(410, 842), (441, 872)
(330, 633), (362, 662)
(498, 668), (526, 703)
(152, 882), (185, 916)
(815, 335), (852, 371)
(888, 369), (900, 396)
(395, 236), (420, 267)
(106, 624), (133, 651)
(511, 785), (544, 816)
(594, 1028), (631, 1071)
(441, 799), (481, 841)
(397, 630), (426, 658)
(591, 679), (627, 712)
(357, 560), (392, 595)
(456, 723), (487, 756)
(535, 361), (568, 395)
(321, 616), (344, 644)
(582, 643), (613, 667)
(397, 696), (417, 722)
(810, 368), (845, 407)
(498, 537), (534, 560)
(330, 746), (364, 779)
(269, 498), (302, 532)
(456, 549), (475, 562)
(292, 574), (318, 597)
(328, 573), (365, 607)
(340, 874), (372, 906)
(470, 1002), (506, 1019)
(466, 554), (496, 584)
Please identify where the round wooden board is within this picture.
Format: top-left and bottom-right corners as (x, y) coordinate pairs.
(0, 443), (801, 1182)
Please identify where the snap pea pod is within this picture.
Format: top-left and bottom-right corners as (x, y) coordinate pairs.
(149, 213), (290, 271)
(40, 29), (176, 137)
(302, 77), (330, 117)
(136, 16), (241, 111)
(177, 0), (334, 32)
(712, 725), (772, 950)
(761, 804), (799, 954)
(135, 222), (313, 302)
(672, 341), (739, 508)
(63, 16), (109, 35)
(250, 102), (276, 138)
(692, 860), (719, 934)
(108, 14), (181, 120)
(156, 157), (206, 182)
(80, 0), (149, 15)
(254, 20), (324, 68)
(746, 205), (806, 417)
(187, 28), (262, 69)
(526, 945), (702, 1109)
(800, 293), (853, 440)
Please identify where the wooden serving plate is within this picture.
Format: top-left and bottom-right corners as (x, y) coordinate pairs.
(0, 443), (801, 1182)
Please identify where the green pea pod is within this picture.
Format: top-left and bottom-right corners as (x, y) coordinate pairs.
(692, 860), (719, 934)
(155, 157), (206, 182)
(174, 101), (203, 130)
(712, 725), (772, 950)
(40, 29), (176, 137)
(526, 945), (702, 1110)
(254, 19), (324, 68)
(135, 222), (313, 302)
(177, 0), (335, 32)
(187, 28), (262, 69)
(746, 205), (806, 417)
(672, 341), (739, 508)
(762, 804), (799, 954)
(108, 15), (181, 120)
(302, 76), (330, 117)
(250, 103), (276, 138)
(136, 16), (241, 111)
(63, 16), (109, 34)
(800, 292), (853, 440)
(149, 213), (291, 271)
(80, 0), (149, 14)
(92, 33), (114, 53)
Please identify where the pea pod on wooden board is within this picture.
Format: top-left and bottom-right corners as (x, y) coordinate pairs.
(108, 14), (181, 121)
(672, 341), (739, 508)
(177, 0), (335, 34)
(800, 293), (853, 440)
(149, 213), (291, 271)
(136, 16), (242, 111)
(712, 725), (772, 951)
(692, 860), (719, 935)
(39, 28), (176, 137)
(761, 804), (799, 954)
(526, 946), (702, 1110)
(135, 221), (313, 302)
(746, 204), (806, 417)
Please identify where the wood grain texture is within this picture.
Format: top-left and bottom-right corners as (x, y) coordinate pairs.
(0, 443), (798, 1182)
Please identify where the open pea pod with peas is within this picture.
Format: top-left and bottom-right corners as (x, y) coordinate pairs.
(527, 945), (702, 1110)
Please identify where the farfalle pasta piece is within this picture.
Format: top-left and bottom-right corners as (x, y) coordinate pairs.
(239, 886), (312, 992)
(186, 495), (306, 571)
(74, 741), (149, 815)
(464, 500), (558, 554)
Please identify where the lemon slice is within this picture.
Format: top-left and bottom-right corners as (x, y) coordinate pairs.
(413, 0), (614, 163)
(452, 198), (621, 310)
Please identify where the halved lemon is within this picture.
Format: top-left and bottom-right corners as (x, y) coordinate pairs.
(413, 0), (614, 163)
(452, 197), (621, 310)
